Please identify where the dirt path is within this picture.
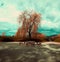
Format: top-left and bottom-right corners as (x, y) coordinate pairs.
(0, 42), (60, 62)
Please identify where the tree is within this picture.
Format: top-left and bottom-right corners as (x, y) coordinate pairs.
(18, 10), (41, 39)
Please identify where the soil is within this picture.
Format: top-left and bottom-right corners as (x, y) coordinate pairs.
(0, 42), (60, 62)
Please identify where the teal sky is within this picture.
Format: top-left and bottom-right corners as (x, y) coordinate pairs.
(0, 0), (60, 36)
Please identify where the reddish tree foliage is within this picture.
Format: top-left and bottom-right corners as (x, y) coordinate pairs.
(16, 11), (41, 39)
(2, 32), (5, 37)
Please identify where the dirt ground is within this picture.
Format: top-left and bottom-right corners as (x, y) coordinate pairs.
(0, 42), (60, 62)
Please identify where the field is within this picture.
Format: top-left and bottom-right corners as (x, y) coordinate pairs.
(0, 42), (60, 62)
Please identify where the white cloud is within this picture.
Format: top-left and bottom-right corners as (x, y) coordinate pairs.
(40, 20), (58, 29)
(0, 4), (21, 24)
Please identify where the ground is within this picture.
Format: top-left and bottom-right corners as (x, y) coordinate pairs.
(0, 42), (60, 62)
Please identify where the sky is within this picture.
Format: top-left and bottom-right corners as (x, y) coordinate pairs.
(0, 0), (60, 36)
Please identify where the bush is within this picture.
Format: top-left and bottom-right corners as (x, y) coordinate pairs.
(54, 38), (60, 42)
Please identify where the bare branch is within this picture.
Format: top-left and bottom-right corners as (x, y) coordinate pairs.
(17, 11), (41, 39)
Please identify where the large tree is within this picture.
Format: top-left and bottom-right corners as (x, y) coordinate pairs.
(18, 10), (41, 39)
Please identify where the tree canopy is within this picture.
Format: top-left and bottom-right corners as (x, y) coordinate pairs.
(18, 10), (41, 38)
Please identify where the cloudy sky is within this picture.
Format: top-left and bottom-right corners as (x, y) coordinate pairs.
(0, 0), (60, 36)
